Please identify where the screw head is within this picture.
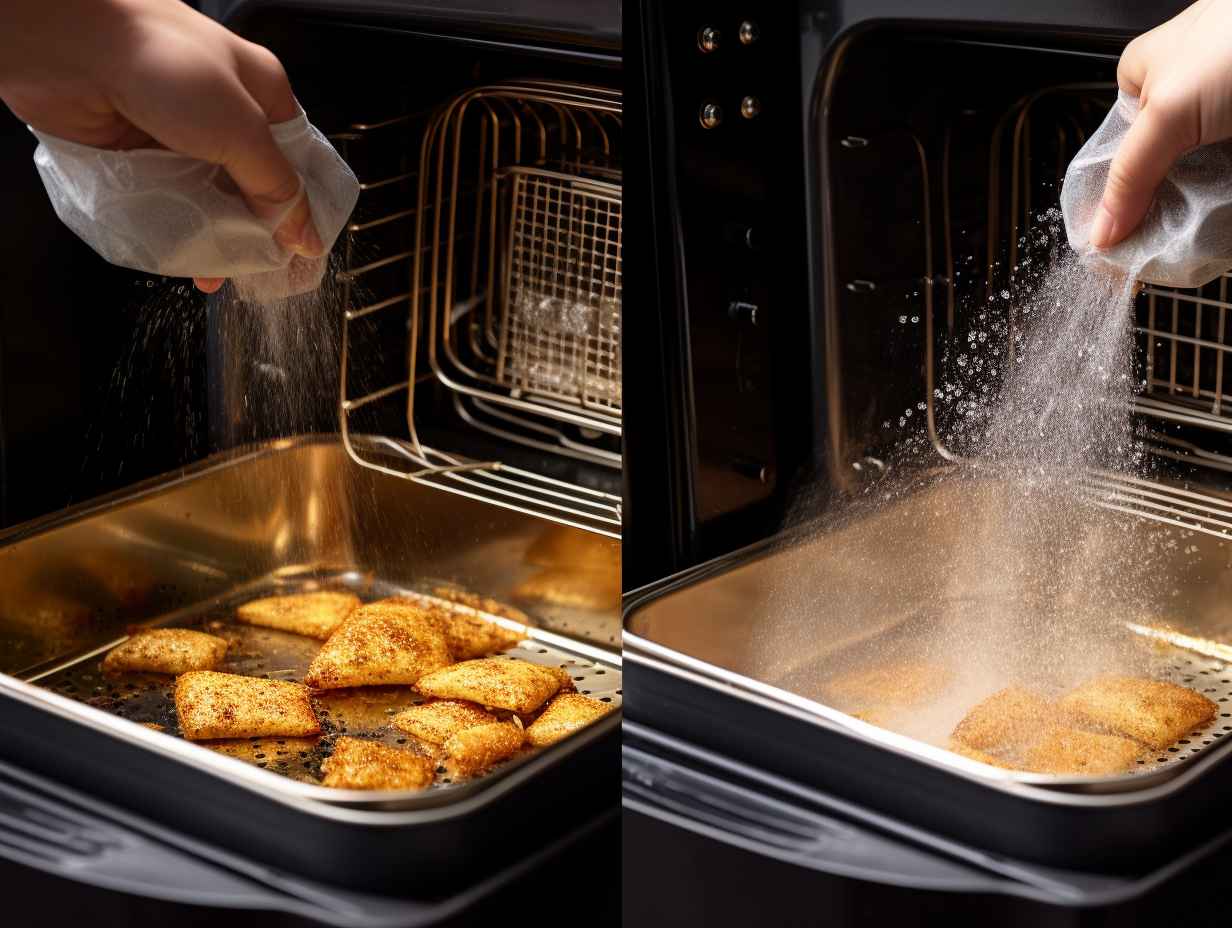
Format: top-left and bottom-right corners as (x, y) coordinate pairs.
(739, 20), (759, 44)
(699, 102), (723, 129)
(698, 25), (720, 53)
(740, 95), (761, 119)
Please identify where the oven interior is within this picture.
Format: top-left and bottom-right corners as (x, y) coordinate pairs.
(819, 29), (1232, 493)
(0, 12), (622, 802)
(222, 13), (623, 538)
(628, 26), (1232, 790)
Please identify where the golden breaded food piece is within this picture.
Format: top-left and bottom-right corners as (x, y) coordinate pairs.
(304, 602), (452, 690)
(952, 687), (1054, 751)
(320, 737), (436, 791)
(430, 587), (532, 626)
(824, 660), (952, 710)
(102, 629), (229, 675)
(380, 596), (526, 660)
(511, 568), (620, 612)
(236, 591), (361, 640)
(175, 671), (320, 741)
(1022, 725), (1143, 776)
(524, 693), (614, 747)
(442, 723), (524, 777)
(1059, 675), (1217, 750)
(525, 525), (621, 573)
(392, 699), (496, 744)
(416, 658), (567, 713)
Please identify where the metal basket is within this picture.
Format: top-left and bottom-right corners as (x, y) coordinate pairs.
(337, 82), (622, 537)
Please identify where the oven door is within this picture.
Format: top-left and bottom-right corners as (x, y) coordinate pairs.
(623, 720), (1232, 927)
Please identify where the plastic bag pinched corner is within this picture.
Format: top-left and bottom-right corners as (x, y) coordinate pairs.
(1061, 90), (1232, 289)
(30, 109), (360, 300)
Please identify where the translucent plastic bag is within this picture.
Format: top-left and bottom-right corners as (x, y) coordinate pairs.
(30, 108), (359, 299)
(1061, 90), (1232, 289)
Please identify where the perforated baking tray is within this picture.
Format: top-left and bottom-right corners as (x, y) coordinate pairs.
(22, 575), (621, 798)
(0, 438), (620, 893)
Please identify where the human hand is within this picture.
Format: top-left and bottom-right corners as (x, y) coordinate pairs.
(1090, 0), (1232, 249)
(0, 0), (323, 293)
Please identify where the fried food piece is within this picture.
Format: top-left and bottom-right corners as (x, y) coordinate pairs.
(1059, 675), (1217, 749)
(416, 658), (567, 713)
(380, 596), (526, 660)
(952, 687), (1054, 751)
(1022, 725), (1143, 776)
(442, 722), (524, 777)
(102, 629), (229, 675)
(524, 693), (614, 747)
(824, 660), (952, 710)
(304, 601), (452, 690)
(511, 568), (620, 611)
(175, 671), (320, 741)
(525, 525), (621, 573)
(320, 736), (436, 791)
(236, 591), (361, 640)
(392, 699), (496, 745)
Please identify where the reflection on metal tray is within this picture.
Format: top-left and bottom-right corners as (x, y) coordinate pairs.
(21, 576), (622, 796)
(625, 470), (1232, 795)
(0, 437), (621, 814)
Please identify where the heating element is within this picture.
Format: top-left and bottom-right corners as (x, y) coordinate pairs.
(338, 82), (623, 538)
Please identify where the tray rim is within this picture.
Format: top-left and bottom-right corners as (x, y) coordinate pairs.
(621, 479), (1232, 806)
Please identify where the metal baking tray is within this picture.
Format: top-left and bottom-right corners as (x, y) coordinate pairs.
(623, 469), (1232, 871)
(0, 436), (620, 893)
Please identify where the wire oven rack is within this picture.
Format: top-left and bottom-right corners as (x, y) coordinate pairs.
(844, 81), (1232, 476)
(335, 83), (622, 538)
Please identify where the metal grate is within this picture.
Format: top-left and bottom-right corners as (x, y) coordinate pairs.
(335, 83), (623, 537)
(1136, 276), (1232, 433)
(498, 168), (622, 413)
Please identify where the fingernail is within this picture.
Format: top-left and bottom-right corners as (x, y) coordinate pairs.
(294, 220), (325, 258)
(1089, 204), (1115, 250)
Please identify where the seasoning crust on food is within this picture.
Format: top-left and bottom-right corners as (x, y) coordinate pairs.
(304, 601), (452, 689)
(392, 699), (497, 745)
(524, 693), (614, 747)
(102, 628), (229, 675)
(236, 591), (361, 640)
(1021, 725), (1143, 775)
(416, 658), (568, 713)
(442, 722), (524, 777)
(1059, 675), (1217, 749)
(175, 670), (320, 741)
(320, 736), (436, 790)
(951, 686), (1055, 752)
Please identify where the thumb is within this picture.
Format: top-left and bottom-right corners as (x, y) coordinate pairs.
(1089, 103), (1188, 249)
(222, 119), (324, 258)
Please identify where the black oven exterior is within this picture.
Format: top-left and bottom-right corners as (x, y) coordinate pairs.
(0, 3), (620, 925)
(621, 1), (1232, 924)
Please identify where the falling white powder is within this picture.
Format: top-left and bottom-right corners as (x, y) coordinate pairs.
(756, 211), (1194, 751)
